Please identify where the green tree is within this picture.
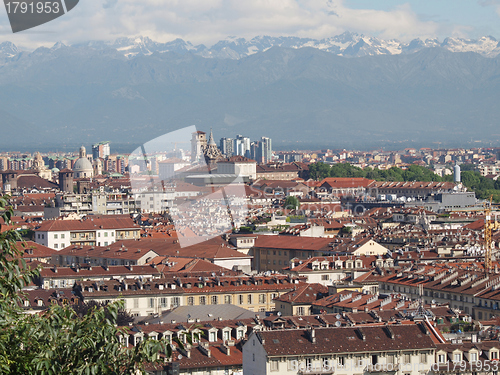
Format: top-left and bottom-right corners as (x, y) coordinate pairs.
(284, 196), (300, 210)
(0, 195), (177, 374)
(72, 300), (135, 326)
(309, 162), (331, 180)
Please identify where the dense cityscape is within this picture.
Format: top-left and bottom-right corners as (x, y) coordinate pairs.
(1, 129), (500, 374)
(3, 1), (500, 374)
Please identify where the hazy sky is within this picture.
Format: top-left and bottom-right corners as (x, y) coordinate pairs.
(1, 0), (499, 48)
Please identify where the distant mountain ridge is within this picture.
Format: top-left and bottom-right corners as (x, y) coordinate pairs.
(3, 32), (500, 60)
(0, 34), (500, 151)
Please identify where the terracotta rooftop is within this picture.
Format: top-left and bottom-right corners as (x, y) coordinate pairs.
(256, 323), (437, 356)
(35, 217), (140, 232)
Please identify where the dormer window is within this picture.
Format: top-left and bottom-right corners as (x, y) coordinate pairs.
(491, 350), (498, 360)
(209, 331), (216, 342)
(163, 333), (172, 342)
(453, 353), (462, 363)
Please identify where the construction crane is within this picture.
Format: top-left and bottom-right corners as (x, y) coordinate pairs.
(484, 196), (500, 273)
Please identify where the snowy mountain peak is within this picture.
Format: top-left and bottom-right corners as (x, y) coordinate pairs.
(0, 41), (19, 57)
(51, 41), (67, 50)
(2, 33), (500, 60)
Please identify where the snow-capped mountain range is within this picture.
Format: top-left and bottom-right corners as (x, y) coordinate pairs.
(2, 32), (500, 60)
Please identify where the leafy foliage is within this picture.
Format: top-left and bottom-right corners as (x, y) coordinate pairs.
(309, 162), (447, 182)
(284, 196), (300, 210)
(72, 300), (135, 326)
(0, 195), (173, 374)
(309, 162), (500, 202)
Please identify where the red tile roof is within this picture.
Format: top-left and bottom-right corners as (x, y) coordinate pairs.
(35, 217), (139, 232)
(275, 283), (328, 304)
(254, 235), (333, 251)
(256, 323), (436, 356)
(319, 177), (375, 189)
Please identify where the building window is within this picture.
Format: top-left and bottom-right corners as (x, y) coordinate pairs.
(224, 295), (232, 304)
(172, 297), (180, 308)
(470, 352), (477, 362)
(297, 307), (305, 316)
(54, 234), (58, 239)
(438, 354), (446, 363)
(270, 359), (279, 372)
(492, 351), (498, 360)
(420, 352), (427, 363)
(133, 299), (139, 309)
(211, 296), (218, 305)
(187, 297), (194, 306)
(149, 298), (155, 308)
(322, 275), (329, 281)
(54, 244), (58, 249)
(287, 358), (297, 371)
(259, 294), (266, 304)
(199, 296), (206, 305)
(209, 331), (216, 342)
(160, 298), (168, 308)
(238, 295), (244, 305)
(248, 295), (252, 305)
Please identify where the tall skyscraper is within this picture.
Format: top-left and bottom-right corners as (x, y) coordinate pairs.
(234, 135), (251, 158)
(220, 137), (234, 157)
(92, 141), (110, 160)
(260, 136), (272, 163)
(250, 141), (261, 162)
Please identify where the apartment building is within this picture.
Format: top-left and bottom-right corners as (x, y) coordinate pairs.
(44, 192), (139, 219)
(34, 216), (141, 249)
(284, 255), (394, 285)
(252, 235), (334, 272)
(377, 265), (500, 319)
(243, 323), (438, 375)
(75, 274), (304, 316)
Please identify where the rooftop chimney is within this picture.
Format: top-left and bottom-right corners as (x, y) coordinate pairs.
(307, 327), (316, 343)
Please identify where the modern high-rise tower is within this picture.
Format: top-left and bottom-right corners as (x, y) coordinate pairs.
(260, 137), (272, 163)
(220, 137), (234, 157)
(92, 141), (110, 160)
(234, 135), (251, 158)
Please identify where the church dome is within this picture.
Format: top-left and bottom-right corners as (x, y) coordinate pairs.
(73, 157), (93, 172)
(73, 146), (94, 178)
